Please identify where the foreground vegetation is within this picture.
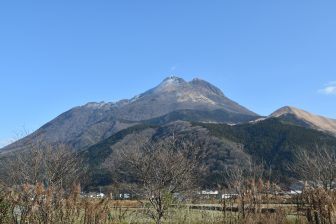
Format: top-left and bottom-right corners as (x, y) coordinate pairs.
(0, 135), (335, 223)
(1, 183), (335, 224)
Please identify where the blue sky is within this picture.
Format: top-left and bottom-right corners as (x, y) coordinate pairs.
(0, 1), (336, 147)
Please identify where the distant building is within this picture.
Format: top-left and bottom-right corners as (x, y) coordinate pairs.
(201, 190), (219, 195)
(222, 193), (238, 199)
(199, 190), (220, 199)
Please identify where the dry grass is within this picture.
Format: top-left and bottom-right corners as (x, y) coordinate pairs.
(1, 183), (335, 224)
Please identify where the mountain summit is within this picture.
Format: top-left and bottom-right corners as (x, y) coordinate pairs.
(116, 76), (257, 121)
(1, 76), (259, 152)
(269, 106), (336, 136)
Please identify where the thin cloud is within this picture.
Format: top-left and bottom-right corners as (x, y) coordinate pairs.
(319, 81), (336, 95)
(170, 65), (177, 72)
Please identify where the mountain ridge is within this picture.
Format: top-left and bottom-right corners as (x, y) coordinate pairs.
(1, 76), (259, 152)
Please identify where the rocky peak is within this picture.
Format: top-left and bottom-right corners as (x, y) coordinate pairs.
(162, 76), (186, 84)
(270, 106), (300, 117)
(154, 76), (187, 93)
(154, 76), (224, 97)
(189, 78), (225, 96)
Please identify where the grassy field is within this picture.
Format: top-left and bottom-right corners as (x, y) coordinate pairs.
(1, 185), (331, 224)
(87, 200), (307, 224)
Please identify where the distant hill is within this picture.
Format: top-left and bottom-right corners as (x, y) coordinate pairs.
(84, 118), (336, 188)
(268, 106), (336, 136)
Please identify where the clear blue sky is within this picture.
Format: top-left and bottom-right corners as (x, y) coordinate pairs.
(1, 1), (336, 146)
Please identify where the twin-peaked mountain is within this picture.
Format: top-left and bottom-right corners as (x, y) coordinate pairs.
(117, 76), (258, 120)
(2, 77), (259, 152)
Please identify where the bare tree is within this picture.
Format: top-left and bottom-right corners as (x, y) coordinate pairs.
(221, 159), (266, 219)
(108, 135), (207, 224)
(0, 141), (86, 189)
(291, 146), (336, 190)
(289, 146), (336, 224)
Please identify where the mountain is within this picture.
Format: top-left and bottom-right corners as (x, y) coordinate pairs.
(269, 106), (336, 136)
(1, 76), (259, 153)
(2, 76), (336, 187)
